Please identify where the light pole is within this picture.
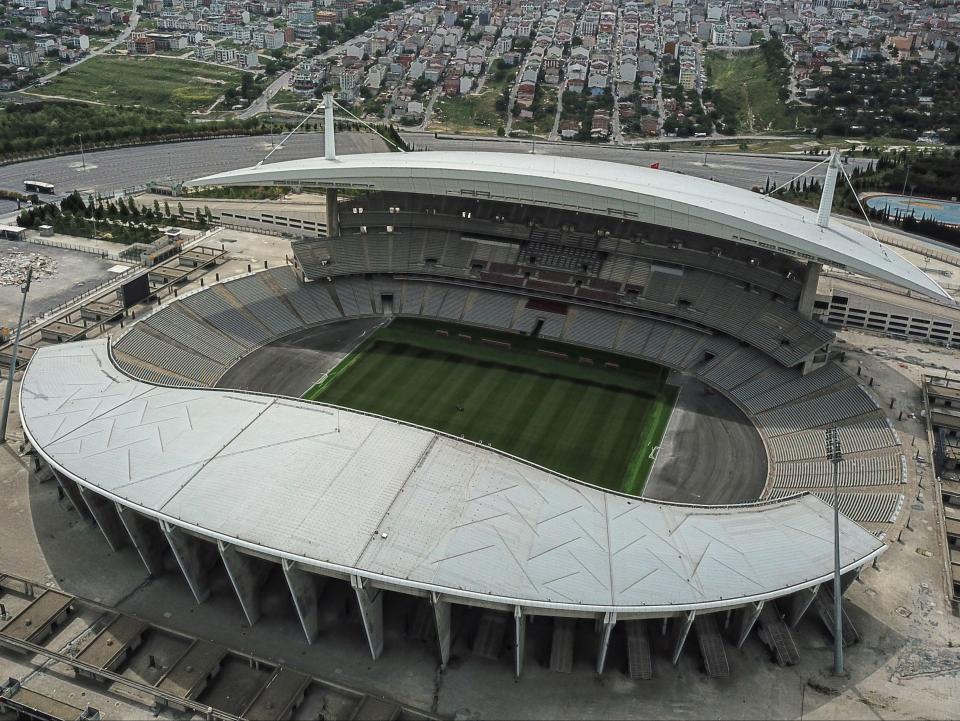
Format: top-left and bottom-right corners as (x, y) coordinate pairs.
(825, 426), (844, 676)
(77, 132), (86, 171)
(0, 267), (33, 444)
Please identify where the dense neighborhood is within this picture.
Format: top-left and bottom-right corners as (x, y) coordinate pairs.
(1, 0), (959, 142)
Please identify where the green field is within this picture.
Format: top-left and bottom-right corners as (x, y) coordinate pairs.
(34, 56), (247, 112)
(429, 66), (517, 135)
(706, 50), (794, 133)
(304, 319), (677, 494)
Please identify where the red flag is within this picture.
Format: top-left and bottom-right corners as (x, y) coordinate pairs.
(650, 161), (660, 170)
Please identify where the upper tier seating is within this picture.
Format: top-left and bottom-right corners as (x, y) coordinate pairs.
(292, 233), (831, 367)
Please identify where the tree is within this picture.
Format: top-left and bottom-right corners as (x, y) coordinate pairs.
(164, 200), (171, 217)
(194, 208), (204, 226)
(497, 125), (505, 137)
(153, 199), (161, 215)
(204, 206), (213, 223)
(177, 201), (184, 218)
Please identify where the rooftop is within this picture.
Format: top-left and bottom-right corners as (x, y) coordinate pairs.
(188, 151), (951, 303)
(21, 339), (885, 614)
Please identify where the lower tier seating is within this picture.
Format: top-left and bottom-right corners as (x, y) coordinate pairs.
(111, 267), (908, 532)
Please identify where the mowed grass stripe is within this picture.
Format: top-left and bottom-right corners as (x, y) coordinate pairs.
(565, 384), (644, 485)
(305, 319), (677, 493)
(535, 379), (610, 482)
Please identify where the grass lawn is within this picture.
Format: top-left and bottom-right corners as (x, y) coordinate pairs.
(512, 85), (558, 138)
(33, 56), (247, 112)
(304, 318), (677, 495)
(706, 50), (795, 133)
(429, 67), (517, 134)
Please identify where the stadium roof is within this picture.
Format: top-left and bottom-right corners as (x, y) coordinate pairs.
(188, 151), (951, 302)
(21, 340), (885, 614)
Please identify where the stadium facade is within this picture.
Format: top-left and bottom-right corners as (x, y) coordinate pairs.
(20, 146), (945, 677)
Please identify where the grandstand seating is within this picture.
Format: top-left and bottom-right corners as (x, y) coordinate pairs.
(291, 231), (831, 367)
(111, 266), (908, 533)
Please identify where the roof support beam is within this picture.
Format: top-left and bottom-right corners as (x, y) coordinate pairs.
(788, 584), (820, 628)
(283, 559), (323, 644)
(51, 469), (92, 522)
(596, 611), (617, 675)
(431, 593), (452, 669)
(514, 605), (525, 679)
(351, 575), (383, 660)
(672, 611), (696, 665)
(76, 485), (127, 552)
(736, 601), (764, 649)
(116, 504), (166, 577)
(163, 522), (212, 604)
(841, 568), (860, 594)
(218, 541), (269, 627)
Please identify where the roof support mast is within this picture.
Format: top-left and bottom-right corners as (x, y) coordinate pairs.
(323, 92), (336, 161)
(817, 148), (841, 228)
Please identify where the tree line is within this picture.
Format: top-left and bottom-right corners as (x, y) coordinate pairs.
(16, 191), (216, 244)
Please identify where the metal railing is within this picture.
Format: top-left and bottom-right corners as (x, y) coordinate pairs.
(14, 235), (127, 260)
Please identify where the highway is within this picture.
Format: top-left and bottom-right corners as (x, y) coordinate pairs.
(0, 130), (867, 217)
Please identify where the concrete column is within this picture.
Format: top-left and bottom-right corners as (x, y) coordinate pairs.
(797, 262), (822, 317)
(116, 505), (166, 577)
(52, 469), (92, 521)
(325, 189), (339, 238)
(162, 522), (212, 604)
(282, 559), (322, 644)
(671, 611), (696, 665)
(76, 485), (128, 552)
(351, 575), (383, 660)
(596, 612), (616, 675)
(218, 542), (269, 627)
(514, 606), (526, 679)
(431, 593), (452, 669)
(788, 584), (819, 629)
(736, 601), (764, 649)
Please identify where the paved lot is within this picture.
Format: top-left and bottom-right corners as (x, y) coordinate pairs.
(0, 132), (387, 215)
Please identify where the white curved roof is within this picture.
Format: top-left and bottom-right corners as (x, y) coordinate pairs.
(21, 339), (884, 614)
(188, 151), (950, 302)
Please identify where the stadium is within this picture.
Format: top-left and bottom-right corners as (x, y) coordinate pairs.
(17, 136), (952, 681)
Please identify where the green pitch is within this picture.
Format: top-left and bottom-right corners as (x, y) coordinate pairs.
(303, 319), (677, 495)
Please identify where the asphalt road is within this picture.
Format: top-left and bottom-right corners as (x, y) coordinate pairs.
(0, 130), (868, 217)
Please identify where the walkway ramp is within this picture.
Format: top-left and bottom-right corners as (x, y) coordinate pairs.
(758, 605), (800, 666)
(695, 614), (729, 678)
(814, 588), (859, 646)
(625, 620), (653, 680)
(549, 618), (575, 674)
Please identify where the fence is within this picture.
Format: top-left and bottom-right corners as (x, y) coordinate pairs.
(15, 235), (126, 261)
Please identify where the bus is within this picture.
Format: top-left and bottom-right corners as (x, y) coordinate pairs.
(24, 180), (55, 194)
